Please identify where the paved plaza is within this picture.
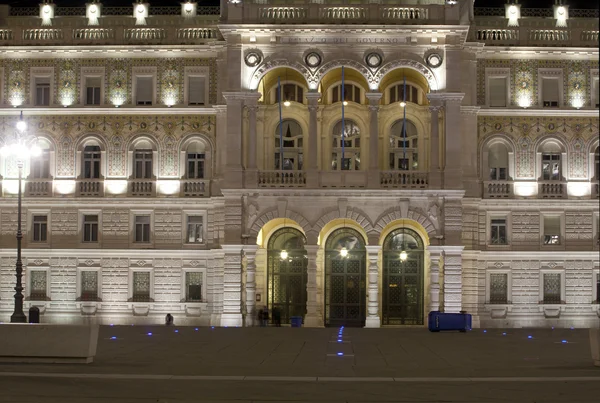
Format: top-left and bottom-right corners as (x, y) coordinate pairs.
(0, 325), (599, 402)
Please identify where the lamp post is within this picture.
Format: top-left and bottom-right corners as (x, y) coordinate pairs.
(0, 111), (40, 323)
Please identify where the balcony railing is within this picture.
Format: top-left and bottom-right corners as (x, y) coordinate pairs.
(258, 171), (306, 187)
(77, 179), (104, 197)
(181, 179), (210, 197)
(26, 179), (53, 197)
(539, 181), (566, 199)
(380, 171), (429, 189)
(130, 180), (155, 197)
(483, 181), (512, 198)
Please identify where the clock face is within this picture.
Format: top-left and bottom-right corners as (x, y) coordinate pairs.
(366, 53), (382, 68)
(305, 53), (321, 68)
(245, 52), (261, 67)
(427, 53), (442, 68)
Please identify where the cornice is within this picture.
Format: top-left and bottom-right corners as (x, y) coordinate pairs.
(221, 189), (466, 199)
(463, 250), (600, 260)
(475, 47), (598, 58)
(0, 44), (226, 58)
(0, 107), (217, 116)
(218, 24), (470, 36)
(478, 108), (600, 118)
(0, 249), (225, 259)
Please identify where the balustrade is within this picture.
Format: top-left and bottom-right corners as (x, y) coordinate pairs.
(483, 181), (512, 198)
(77, 180), (104, 197)
(23, 29), (63, 41)
(181, 180), (210, 197)
(539, 182), (566, 199)
(26, 179), (53, 197)
(380, 171), (429, 189)
(381, 7), (428, 20)
(320, 7), (368, 21)
(73, 28), (113, 41)
(130, 180), (155, 197)
(124, 28), (167, 41)
(259, 7), (307, 22)
(258, 171), (306, 187)
(177, 28), (218, 40)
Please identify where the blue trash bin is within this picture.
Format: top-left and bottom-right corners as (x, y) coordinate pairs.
(290, 316), (302, 328)
(428, 311), (472, 332)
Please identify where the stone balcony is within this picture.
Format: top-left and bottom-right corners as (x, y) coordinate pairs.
(26, 179), (53, 197)
(483, 181), (513, 199)
(539, 181), (567, 199)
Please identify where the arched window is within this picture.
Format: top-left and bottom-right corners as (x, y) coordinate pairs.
(540, 141), (563, 181)
(131, 139), (155, 179)
(389, 83), (420, 105)
(488, 143), (509, 180)
(331, 83), (361, 104)
(274, 120), (303, 170)
(274, 83), (304, 105)
(331, 120), (360, 170)
(30, 139), (52, 179)
(83, 145), (101, 179)
(389, 120), (418, 171)
(185, 141), (207, 179)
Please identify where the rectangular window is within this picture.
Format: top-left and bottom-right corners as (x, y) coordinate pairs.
(83, 145), (101, 179)
(134, 215), (151, 243)
(543, 216), (561, 245)
(186, 216), (204, 243)
(593, 78), (599, 108)
(188, 76), (206, 105)
(134, 150), (153, 179)
(30, 271), (47, 300)
(80, 271), (99, 301)
(543, 273), (561, 304)
(136, 76), (153, 105)
(542, 154), (561, 181)
(30, 150), (50, 179)
(185, 272), (203, 301)
(490, 219), (507, 245)
(35, 77), (50, 106)
(83, 215), (99, 243)
(85, 77), (101, 105)
(489, 273), (508, 304)
(542, 78), (559, 107)
(489, 77), (507, 107)
(132, 271), (151, 302)
(32, 215), (47, 242)
(187, 153), (205, 179)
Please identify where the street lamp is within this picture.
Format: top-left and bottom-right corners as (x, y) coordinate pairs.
(0, 111), (40, 323)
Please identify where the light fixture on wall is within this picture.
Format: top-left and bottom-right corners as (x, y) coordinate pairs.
(339, 218), (349, 258)
(554, 3), (569, 28)
(134, 1), (149, 26)
(283, 69), (291, 107)
(182, 1), (197, 19)
(86, 1), (101, 26)
(280, 219), (289, 260)
(40, 1), (55, 26)
(399, 218), (408, 262)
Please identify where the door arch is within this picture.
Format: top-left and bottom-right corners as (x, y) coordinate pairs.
(324, 227), (367, 327)
(266, 227), (308, 324)
(382, 228), (425, 325)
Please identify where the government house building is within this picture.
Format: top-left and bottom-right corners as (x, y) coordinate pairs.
(0, 0), (598, 328)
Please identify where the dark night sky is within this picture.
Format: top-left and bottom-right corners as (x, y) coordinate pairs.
(0, 0), (598, 9)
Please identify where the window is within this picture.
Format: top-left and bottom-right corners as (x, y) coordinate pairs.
(542, 273), (561, 304)
(85, 77), (101, 105)
(389, 120), (418, 171)
(30, 146), (50, 179)
(132, 271), (151, 302)
(186, 216), (204, 243)
(593, 270), (600, 303)
(489, 273), (508, 304)
(187, 152), (205, 179)
(35, 77), (50, 106)
(331, 120), (360, 170)
(83, 145), (101, 179)
(274, 120), (304, 170)
(134, 149), (153, 179)
(80, 271), (99, 301)
(593, 77), (599, 108)
(29, 270), (48, 300)
(188, 76), (206, 106)
(488, 143), (508, 180)
(542, 78), (559, 107)
(275, 83), (304, 104)
(389, 83), (419, 104)
(594, 146), (599, 180)
(136, 76), (153, 105)
(543, 216), (561, 245)
(134, 215), (151, 243)
(83, 215), (99, 243)
(32, 215), (47, 242)
(185, 272), (203, 302)
(542, 153), (561, 181)
(331, 83), (361, 104)
(490, 219), (507, 245)
(489, 77), (507, 107)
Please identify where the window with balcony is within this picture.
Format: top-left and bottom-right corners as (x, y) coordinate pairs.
(389, 83), (420, 105)
(186, 216), (204, 244)
(542, 273), (561, 304)
(134, 215), (151, 243)
(331, 83), (361, 104)
(542, 153), (561, 181)
(35, 77), (50, 106)
(85, 77), (102, 105)
(32, 215), (48, 243)
(83, 214), (99, 243)
(135, 76), (153, 105)
(490, 218), (507, 245)
(132, 271), (151, 302)
(185, 271), (203, 302)
(541, 77), (559, 107)
(489, 77), (508, 107)
(187, 149), (205, 179)
(29, 270), (48, 300)
(543, 216), (561, 245)
(331, 120), (360, 170)
(275, 119), (303, 170)
(188, 76), (206, 106)
(134, 149), (153, 179)
(388, 120), (418, 171)
(275, 83), (304, 105)
(80, 271), (99, 301)
(30, 144), (50, 179)
(83, 145), (101, 179)
(488, 143), (508, 180)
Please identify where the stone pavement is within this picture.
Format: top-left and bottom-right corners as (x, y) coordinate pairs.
(0, 325), (599, 402)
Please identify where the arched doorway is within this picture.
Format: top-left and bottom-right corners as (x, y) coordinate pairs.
(267, 228), (308, 324)
(324, 228), (367, 327)
(382, 228), (425, 325)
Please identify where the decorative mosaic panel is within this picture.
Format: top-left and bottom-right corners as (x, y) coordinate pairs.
(57, 61), (77, 107)
(477, 59), (599, 107)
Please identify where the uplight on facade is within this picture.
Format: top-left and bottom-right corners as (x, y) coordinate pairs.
(513, 182), (537, 197)
(567, 182), (589, 197)
(518, 95), (532, 108)
(158, 180), (180, 196)
(54, 180), (77, 195)
(105, 180), (128, 195)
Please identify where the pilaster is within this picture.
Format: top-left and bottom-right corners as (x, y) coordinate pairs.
(460, 106), (480, 197)
(304, 245), (323, 327)
(441, 93), (465, 189)
(244, 245), (257, 327)
(222, 92), (245, 189)
(441, 246), (465, 314)
(220, 244), (243, 327)
(427, 246), (444, 313)
(366, 92), (382, 189)
(306, 92), (321, 188)
(365, 245), (381, 328)
(245, 92), (261, 188)
(427, 94), (444, 189)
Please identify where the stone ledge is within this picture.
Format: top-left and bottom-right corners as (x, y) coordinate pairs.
(0, 324), (99, 364)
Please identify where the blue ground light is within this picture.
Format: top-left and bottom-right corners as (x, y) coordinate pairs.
(110, 336), (117, 340)
(195, 328), (199, 331)
(147, 332), (152, 336)
(337, 352), (344, 356)
(502, 332), (507, 336)
(562, 340), (568, 343)
(528, 335), (533, 339)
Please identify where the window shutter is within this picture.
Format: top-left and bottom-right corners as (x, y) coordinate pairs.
(489, 77), (507, 107)
(188, 76), (205, 105)
(136, 77), (153, 104)
(544, 216), (560, 235)
(542, 78), (559, 103)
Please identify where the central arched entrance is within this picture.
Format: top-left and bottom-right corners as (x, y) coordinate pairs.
(382, 228), (425, 325)
(267, 228), (308, 324)
(324, 228), (367, 327)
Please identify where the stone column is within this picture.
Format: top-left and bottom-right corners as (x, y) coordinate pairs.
(427, 246), (444, 312)
(222, 92), (245, 189)
(305, 91), (321, 188)
(442, 94), (465, 189)
(426, 95), (443, 189)
(245, 93), (260, 188)
(441, 246), (464, 313)
(365, 245), (381, 328)
(460, 106), (480, 197)
(366, 92), (382, 189)
(244, 245), (257, 327)
(221, 245), (244, 327)
(304, 244), (322, 327)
